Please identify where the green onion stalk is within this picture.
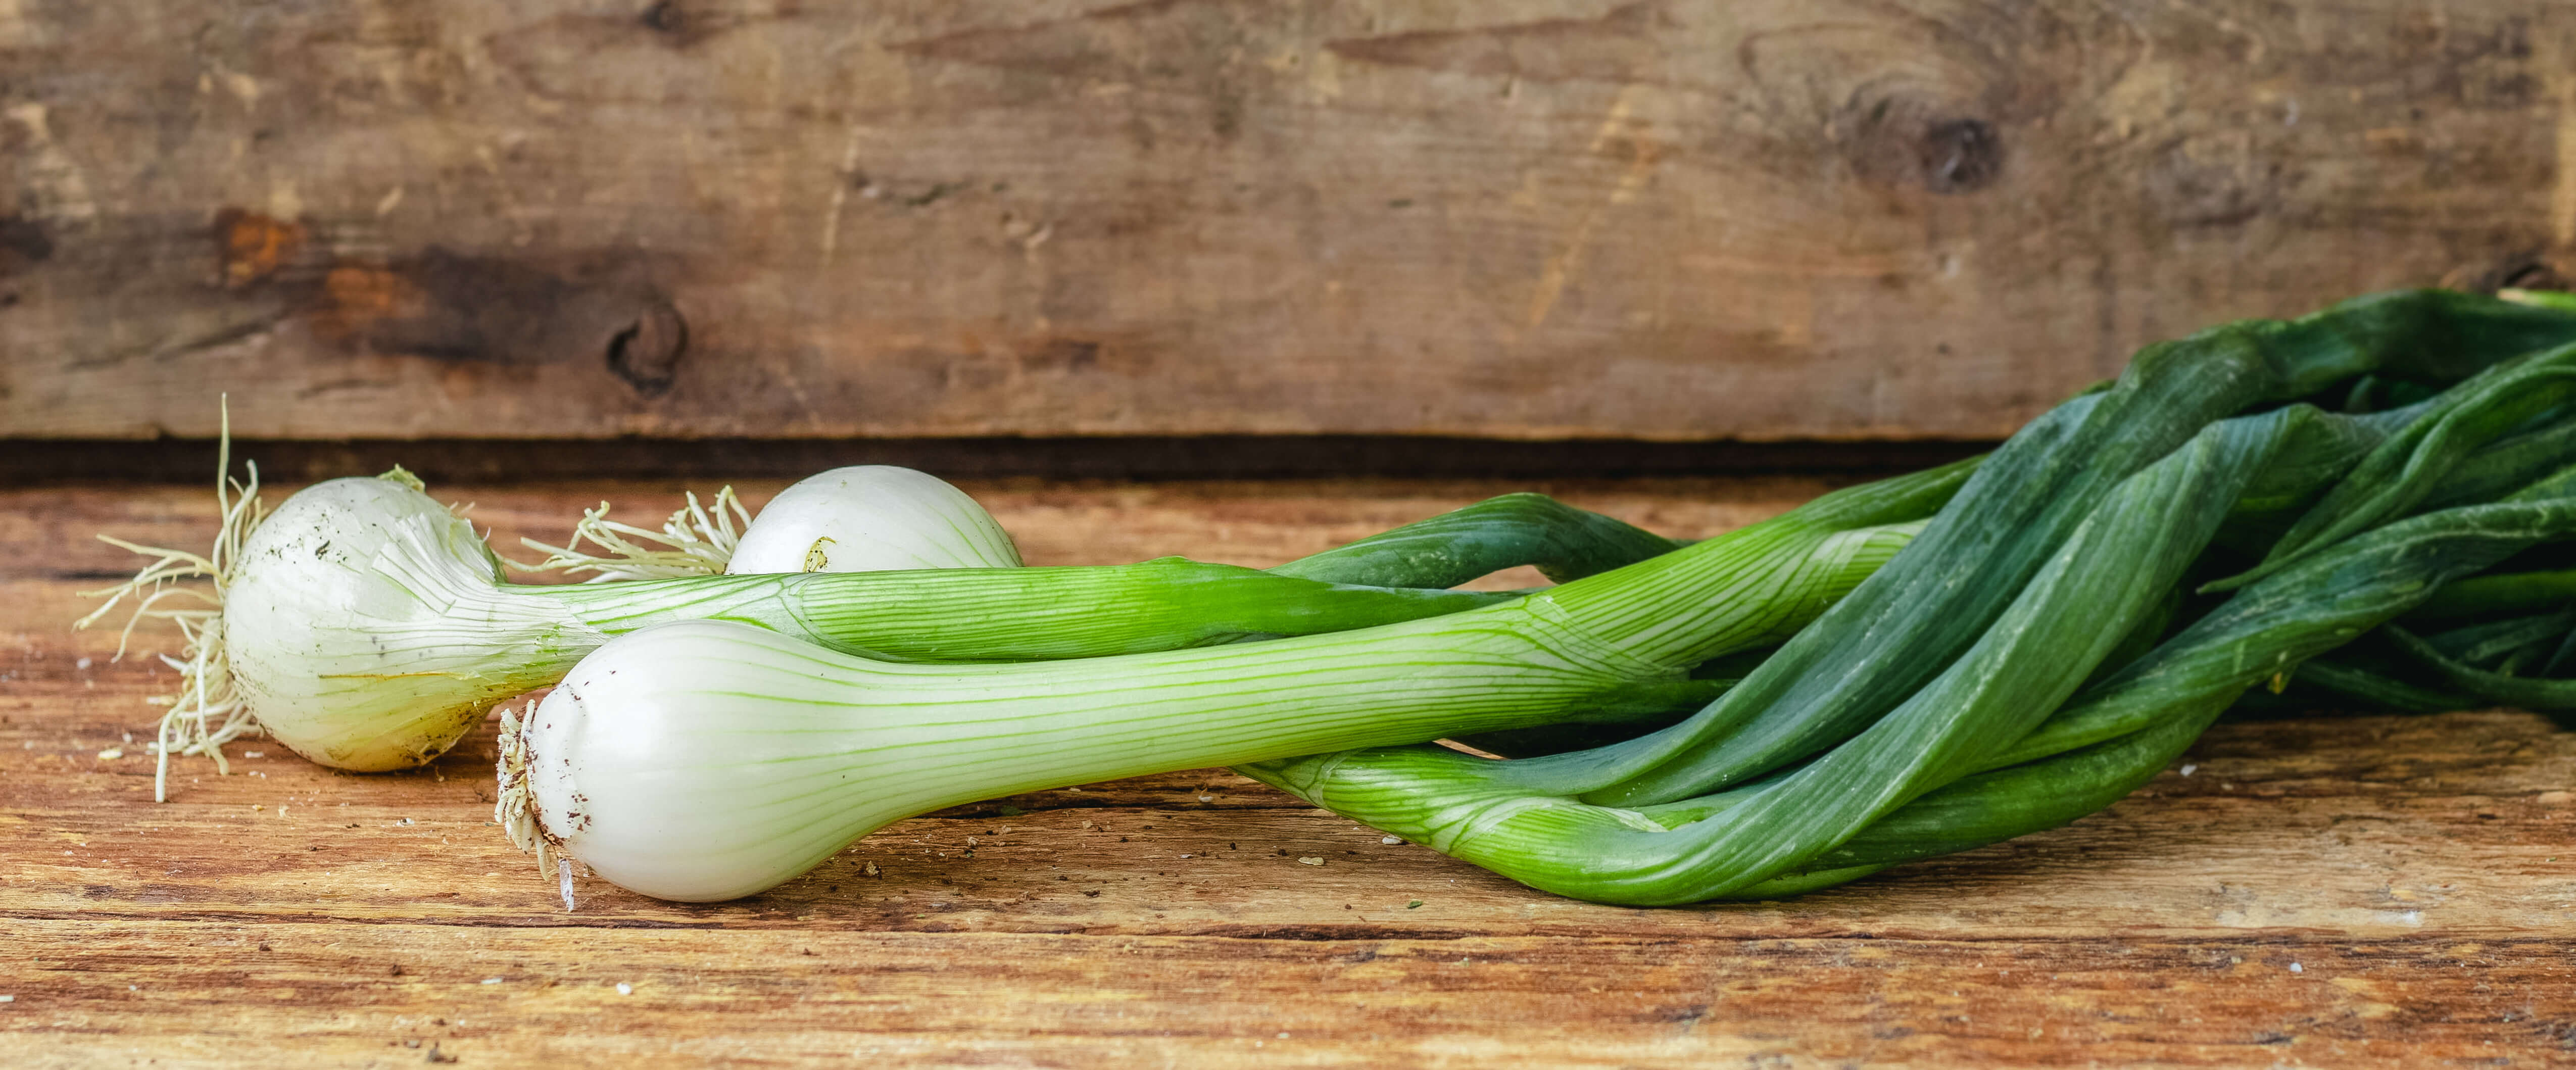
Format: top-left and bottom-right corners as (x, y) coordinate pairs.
(1239, 289), (2576, 904)
(2248, 559), (2576, 729)
(2239, 378), (2576, 728)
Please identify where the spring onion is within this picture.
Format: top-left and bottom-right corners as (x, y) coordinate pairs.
(495, 467), (1958, 901)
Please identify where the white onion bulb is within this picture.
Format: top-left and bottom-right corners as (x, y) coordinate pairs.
(227, 475), (591, 771)
(727, 466), (1022, 574)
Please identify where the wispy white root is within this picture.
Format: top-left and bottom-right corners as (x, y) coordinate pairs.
(497, 704), (588, 910)
(498, 703), (585, 909)
(75, 406), (267, 803)
(513, 487), (747, 581)
(495, 702), (549, 877)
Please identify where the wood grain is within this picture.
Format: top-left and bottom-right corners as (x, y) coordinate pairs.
(6, 2), (2574, 443)
(4, 479), (2573, 1066)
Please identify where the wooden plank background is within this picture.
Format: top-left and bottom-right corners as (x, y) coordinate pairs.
(6, 1), (2575, 443)
(6, 477), (2574, 1065)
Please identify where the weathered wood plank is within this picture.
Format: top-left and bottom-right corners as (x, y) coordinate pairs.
(6, 2), (2572, 442)
(4, 480), (2574, 1065)
(8, 920), (2574, 1068)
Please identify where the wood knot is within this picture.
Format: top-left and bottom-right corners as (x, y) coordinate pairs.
(1839, 98), (2005, 196)
(606, 299), (687, 396)
(2487, 259), (2570, 294)
(640, 1), (684, 33)
(1918, 118), (2003, 194)
(637, 0), (724, 45)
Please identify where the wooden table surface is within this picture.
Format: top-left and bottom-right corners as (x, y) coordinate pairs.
(5, 476), (2572, 1068)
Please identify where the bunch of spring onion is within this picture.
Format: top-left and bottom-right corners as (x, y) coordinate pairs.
(78, 451), (1744, 799)
(1243, 290), (2576, 903)
(495, 288), (2576, 904)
